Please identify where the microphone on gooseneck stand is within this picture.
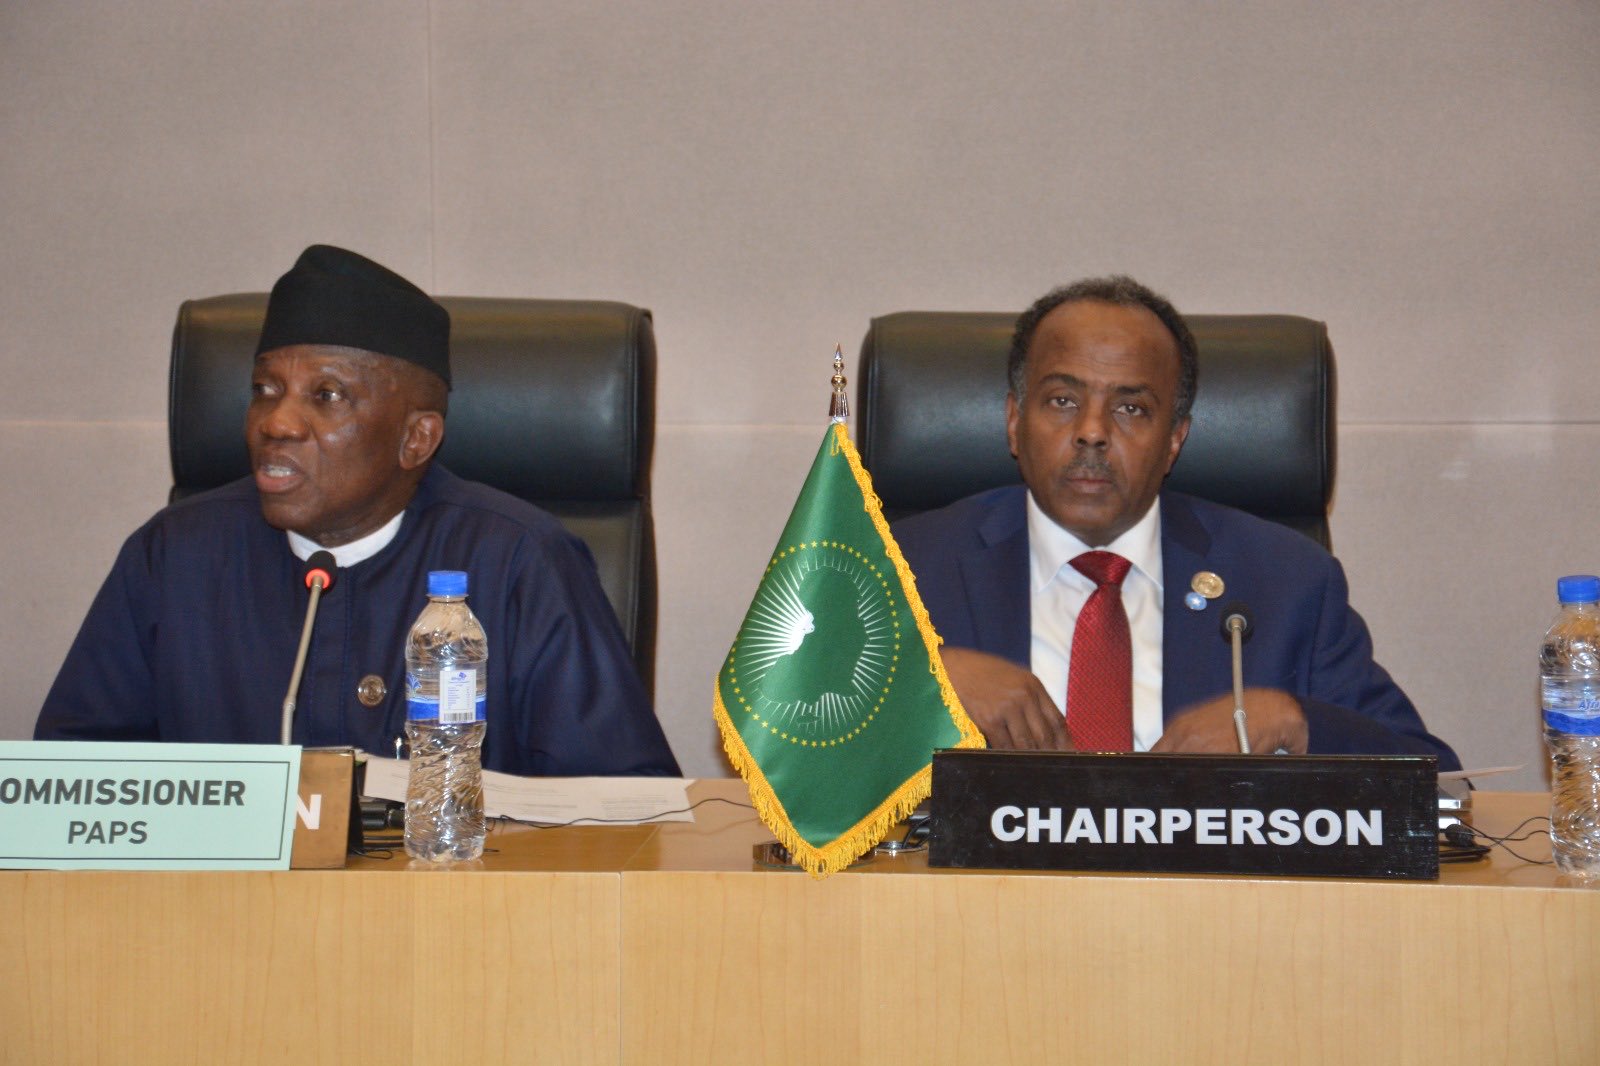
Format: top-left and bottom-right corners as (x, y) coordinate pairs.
(280, 551), (338, 745)
(1219, 603), (1254, 754)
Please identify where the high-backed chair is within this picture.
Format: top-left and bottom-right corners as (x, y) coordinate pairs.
(857, 312), (1337, 549)
(169, 295), (659, 692)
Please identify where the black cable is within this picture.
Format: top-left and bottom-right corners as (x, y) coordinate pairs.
(350, 840), (400, 859)
(490, 794), (754, 830)
(1441, 816), (1554, 866)
(350, 839), (501, 860)
(350, 796), (755, 857)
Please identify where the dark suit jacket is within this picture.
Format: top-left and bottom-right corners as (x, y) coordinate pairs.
(892, 486), (1460, 769)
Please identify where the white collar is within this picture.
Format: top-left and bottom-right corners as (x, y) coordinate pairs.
(1026, 491), (1164, 593)
(287, 510), (404, 569)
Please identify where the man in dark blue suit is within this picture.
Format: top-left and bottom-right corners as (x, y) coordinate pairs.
(893, 276), (1458, 767)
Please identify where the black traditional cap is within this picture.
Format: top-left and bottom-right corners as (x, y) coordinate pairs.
(256, 245), (451, 387)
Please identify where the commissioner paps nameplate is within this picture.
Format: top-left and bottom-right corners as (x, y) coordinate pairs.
(0, 741), (301, 870)
(929, 750), (1439, 880)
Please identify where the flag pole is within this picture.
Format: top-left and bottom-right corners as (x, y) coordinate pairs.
(829, 343), (848, 424)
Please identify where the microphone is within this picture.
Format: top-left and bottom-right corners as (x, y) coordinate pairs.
(280, 551), (338, 745)
(1219, 603), (1254, 754)
(1220, 603), (1253, 642)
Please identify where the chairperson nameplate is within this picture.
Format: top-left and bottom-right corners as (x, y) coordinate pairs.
(930, 750), (1439, 880)
(0, 741), (301, 870)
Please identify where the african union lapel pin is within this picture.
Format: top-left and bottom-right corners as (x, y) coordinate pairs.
(1186, 571), (1224, 611)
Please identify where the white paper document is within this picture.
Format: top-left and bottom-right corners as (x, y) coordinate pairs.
(360, 754), (694, 825)
(1438, 765), (1523, 781)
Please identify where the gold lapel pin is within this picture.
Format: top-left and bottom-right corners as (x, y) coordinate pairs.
(1186, 571), (1224, 611)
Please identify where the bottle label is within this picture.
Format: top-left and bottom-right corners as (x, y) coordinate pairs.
(405, 669), (487, 724)
(1544, 709), (1600, 735)
(440, 668), (482, 724)
(1543, 690), (1600, 736)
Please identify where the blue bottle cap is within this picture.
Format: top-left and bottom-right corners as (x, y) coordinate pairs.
(427, 570), (469, 597)
(1556, 575), (1600, 604)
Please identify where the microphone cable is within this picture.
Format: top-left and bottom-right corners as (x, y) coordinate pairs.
(1438, 816), (1552, 865)
(352, 795), (757, 858)
(492, 794), (755, 829)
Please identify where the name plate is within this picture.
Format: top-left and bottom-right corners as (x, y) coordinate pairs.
(0, 741), (302, 870)
(929, 750), (1439, 880)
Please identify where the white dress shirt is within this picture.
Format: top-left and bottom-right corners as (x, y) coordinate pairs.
(1027, 494), (1165, 751)
(287, 510), (404, 568)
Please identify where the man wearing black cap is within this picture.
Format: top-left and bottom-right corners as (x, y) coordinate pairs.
(36, 246), (680, 777)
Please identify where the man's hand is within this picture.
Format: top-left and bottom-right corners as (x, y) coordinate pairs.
(1150, 688), (1309, 755)
(939, 647), (1071, 751)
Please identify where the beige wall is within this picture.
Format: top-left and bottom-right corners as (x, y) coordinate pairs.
(3, 1), (1597, 789)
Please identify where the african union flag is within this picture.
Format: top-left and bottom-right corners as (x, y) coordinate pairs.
(713, 422), (984, 877)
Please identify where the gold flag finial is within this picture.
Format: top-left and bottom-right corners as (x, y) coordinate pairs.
(829, 344), (849, 424)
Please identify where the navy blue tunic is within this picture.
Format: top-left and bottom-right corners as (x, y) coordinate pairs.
(36, 465), (680, 777)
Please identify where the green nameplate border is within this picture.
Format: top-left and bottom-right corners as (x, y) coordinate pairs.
(0, 741), (302, 870)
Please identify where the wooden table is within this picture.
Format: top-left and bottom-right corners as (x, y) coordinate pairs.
(4, 783), (1596, 1065)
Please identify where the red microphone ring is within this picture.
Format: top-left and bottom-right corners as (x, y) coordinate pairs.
(305, 568), (333, 590)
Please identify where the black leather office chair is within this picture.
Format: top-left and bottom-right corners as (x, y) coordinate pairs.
(857, 312), (1336, 549)
(169, 295), (659, 692)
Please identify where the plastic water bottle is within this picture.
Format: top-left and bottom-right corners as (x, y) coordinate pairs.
(1540, 574), (1600, 882)
(404, 570), (488, 862)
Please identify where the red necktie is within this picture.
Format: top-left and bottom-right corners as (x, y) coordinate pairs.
(1066, 551), (1133, 752)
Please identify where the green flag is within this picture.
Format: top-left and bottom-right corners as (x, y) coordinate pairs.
(713, 422), (984, 876)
